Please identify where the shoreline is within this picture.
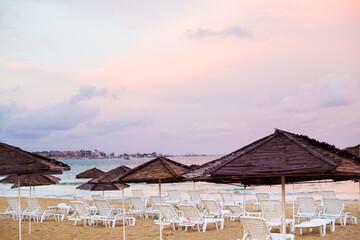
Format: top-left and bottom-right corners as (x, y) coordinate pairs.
(1, 197), (359, 240)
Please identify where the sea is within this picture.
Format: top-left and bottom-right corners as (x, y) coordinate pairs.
(1, 156), (359, 203)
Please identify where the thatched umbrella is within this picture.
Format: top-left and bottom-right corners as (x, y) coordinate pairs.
(78, 165), (131, 240)
(0, 142), (70, 240)
(76, 167), (105, 179)
(111, 157), (190, 240)
(77, 182), (129, 192)
(0, 173), (61, 235)
(0, 173), (61, 188)
(183, 129), (360, 240)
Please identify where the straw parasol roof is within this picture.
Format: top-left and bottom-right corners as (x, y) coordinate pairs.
(0, 173), (61, 188)
(183, 129), (360, 185)
(77, 165), (131, 191)
(111, 156), (190, 184)
(76, 182), (129, 191)
(90, 165), (131, 183)
(76, 167), (105, 179)
(344, 144), (360, 157)
(0, 142), (70, 176)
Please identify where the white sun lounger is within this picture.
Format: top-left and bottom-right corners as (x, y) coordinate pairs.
(68, 201), (92, 226)
(179, 204), (224, 232)
(295, 197), (319, 223)
(239, 216), (295, 240)
(260, 200), (294, 232)
(155, 204), (185, 231)
(254, 193), (270, 210)
(202, 199), (229, 219)
(219, 192), (243, 209)
(0, 197), (22, 220)
(22, 197), (55, 222)
(321, 197), (357, 226)
(224, 204), (261, 221)
(166, 190), (183, 205)
(92, 199), (130, 227)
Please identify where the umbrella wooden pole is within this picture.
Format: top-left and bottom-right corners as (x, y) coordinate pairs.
(18, 176), (21, 240)
(193, 181), (195, 190)
(243, 186), (246, 211)
(103, 190), (105, 198)
(29, 185), (31, 235)
(281, 176), (286, 240)
(159, 179), (162, 240)
(292, 183), (295, 218)
(122, 188), (125, 240)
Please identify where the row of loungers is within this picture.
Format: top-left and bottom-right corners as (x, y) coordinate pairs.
(1, 190), (358, 238)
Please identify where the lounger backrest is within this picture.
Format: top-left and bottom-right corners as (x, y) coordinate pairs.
(297, 197), (316, 214)
(225, 204), (243, 215)
(256, 193), (270, 202)
(6, 197), (20, 211)
(220, 192), (233, 204)
(179, 204), (202, 223)
(73, 197), (90, 209)
(321, 190), (336, 198)
(156, 204), (177, 221)
(150, 196), (163, 205)
(188, 190), (201, 203)
(323, 197), (342, 215)
(70, 201), (90, 218)
(94, 199), (114, 218)
(132, 190), (145, 199)
(202, 199), (220, 215)
(25, 197), (43, 215)
(91, 194), (103, 200)
(167, 190), (180, 202)
(240, 216), (271, 240)
(260, 200), (281, 222)
(128, 196), (145, 210)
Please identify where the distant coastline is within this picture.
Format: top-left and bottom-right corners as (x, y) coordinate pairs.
(33, 150), (208, 160)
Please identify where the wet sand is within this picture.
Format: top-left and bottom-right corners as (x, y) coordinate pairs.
(0, 197), (359, 240)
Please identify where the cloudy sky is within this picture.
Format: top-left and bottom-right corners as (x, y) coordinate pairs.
(1, 0), (359, 155)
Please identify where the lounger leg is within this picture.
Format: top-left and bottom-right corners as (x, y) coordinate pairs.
(202, 222), (207, 232)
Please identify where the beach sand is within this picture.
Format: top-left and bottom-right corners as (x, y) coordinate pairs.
(0, 197), (359, 240)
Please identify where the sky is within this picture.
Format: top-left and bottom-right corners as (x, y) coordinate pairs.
(0, 0), (359, 155)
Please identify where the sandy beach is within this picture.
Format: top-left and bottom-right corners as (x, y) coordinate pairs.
(0, 197), (359, 240)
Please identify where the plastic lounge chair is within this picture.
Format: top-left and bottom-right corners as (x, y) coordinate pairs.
(0, 197), (22, 220)
(260, 200), (294, 232)
(320, 190), (344, 211)
(219, 192), (243, 209)
(294, 197), (318, 223)
(147, 196), (164, 218)
(91, 195), (117, 213)
(188, 190), (204, 209)
(155, 204), (185, 230)
(322, 197), (357, 226)
(239, 216), (294, 240)
(68, 201), (92, 226)
(22, 197), (54, 222)
(132, 189), (148, 204)
(73, 196), (97, 214)
(179, 204), (224, 232)
(202, 199), (229, 219)
(92, 194), (104, 200)
(92, 199), (129, 227)
(166, 190), (182, 205)
(254, 193), (270, 210)
(128, 196), (147, 219)
(224, 204), (261, 221)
